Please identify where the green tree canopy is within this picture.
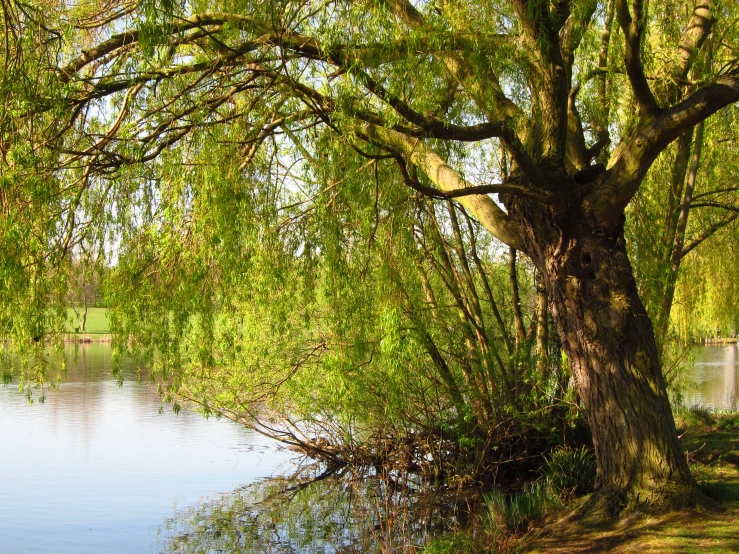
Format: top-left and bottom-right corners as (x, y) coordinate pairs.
(2, 0), (739, 518)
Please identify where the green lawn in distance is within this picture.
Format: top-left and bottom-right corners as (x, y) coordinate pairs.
(66, 307), (110, 334)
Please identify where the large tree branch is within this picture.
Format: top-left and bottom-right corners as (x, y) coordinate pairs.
(598, 0), (616, 111)
(560, 0), (599, 68)
(506, 1), (570, 162)
(566, 84), (590, 172)
(510, 0), (562, 66)
(393, 155), (555, 204)
(343, 67), (521, 142)
(381, 0), (544, 186)
(60, 8), (522, 149)
(564, 1), (608, 171)
(437, 58), (544, 184)
(655, 0), (715, 105)
(615, 0), (661, 120)
(675, 1), (714, 83)
(283, 69), (528, 145)
(362, 124), (524, 249)
(60, 13), (261, 80)
(384, 0), (424, 27)
(62, 10), (494, 86)
(681, 213), (739, 257)
(587, 69), (739, 219)
(645, 70), (739, 149)
(668, 121), (704, 268)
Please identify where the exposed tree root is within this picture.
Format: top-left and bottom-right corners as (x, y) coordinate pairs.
(560, 481), (714, 525)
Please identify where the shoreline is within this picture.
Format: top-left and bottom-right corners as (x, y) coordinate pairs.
(701, 337), (739, 345)
(62, 334), (113, 343)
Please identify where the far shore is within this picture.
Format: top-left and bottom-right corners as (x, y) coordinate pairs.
(701, 337), (739, 345)
(62, 333), (113, 344)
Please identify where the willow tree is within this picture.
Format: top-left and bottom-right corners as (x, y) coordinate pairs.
(623, 17), (739, 351)
(628, 100), (739, 347)
(3, 0), (739, 516)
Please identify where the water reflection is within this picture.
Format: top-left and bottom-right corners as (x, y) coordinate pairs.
(159, 464), (467, 553)
(684, 345), (739, 410)
(0, 343), (294, 554)
(9, 343), (736, 553)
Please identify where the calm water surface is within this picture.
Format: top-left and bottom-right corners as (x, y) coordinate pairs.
(0, 343), (295, 554)
(684, 344), (739, 410)
(2, 343), (737, 553)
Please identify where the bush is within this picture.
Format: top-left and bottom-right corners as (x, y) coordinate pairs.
(674, 405), (717, 429)
(717, 414), (739, 431)
(674, 406), (739, 432)
(485, 482), (556, 533)
(543, 446), (596, 499)
(423, 532), (478, 554)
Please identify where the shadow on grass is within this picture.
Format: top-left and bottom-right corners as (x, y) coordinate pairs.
(523, 508), (739, 553)
(702, 478), (739, 503)
(523, 423), (739, 554)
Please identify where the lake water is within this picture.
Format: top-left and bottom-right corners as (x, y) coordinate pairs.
(1, 343), (736, 553)
(682, 344), (739, 411)
(0, 343), (295, 554)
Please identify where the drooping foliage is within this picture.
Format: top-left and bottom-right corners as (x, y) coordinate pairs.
(628, 98), (739, 344)
(2, 0), (739, 514)
(0, 0), (584, 476)
(100, 122), (571, 475)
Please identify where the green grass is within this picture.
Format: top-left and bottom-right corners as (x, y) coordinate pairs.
(543, 446), (596, 500)
(421, 414), (739, 553)
(523, 506), (739, 553)
(485, 482), (560, 534)
(521, 410), (739, 553)
(423, 532), (481, 554)
(66, 307), (111, 334)
(675, 407), (739, 434)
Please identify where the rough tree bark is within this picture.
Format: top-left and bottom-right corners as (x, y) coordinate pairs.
(508, 191), (700, 515)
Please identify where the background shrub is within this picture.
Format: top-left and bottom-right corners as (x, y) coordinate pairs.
(543, 446), (596, 499)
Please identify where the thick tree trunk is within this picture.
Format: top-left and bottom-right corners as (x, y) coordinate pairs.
(514, 200), (703, 517)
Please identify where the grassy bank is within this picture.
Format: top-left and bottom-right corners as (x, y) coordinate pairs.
(519, 410), (739, 554)
(421, 410), (739, 553)
(65, 307), (112, 342)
